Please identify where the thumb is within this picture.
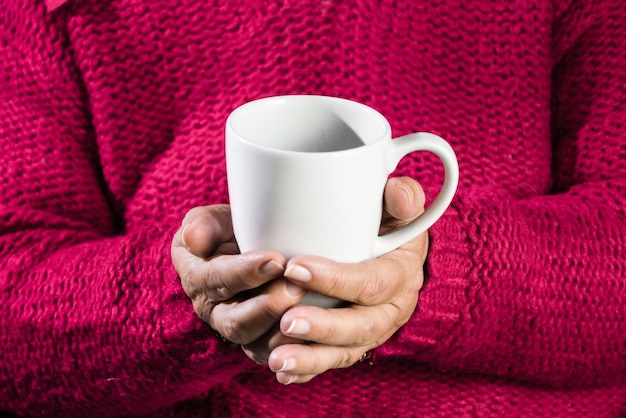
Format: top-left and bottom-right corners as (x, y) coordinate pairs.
(383, 177), (426, 221)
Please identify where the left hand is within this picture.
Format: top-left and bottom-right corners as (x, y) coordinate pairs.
(258, 176), (429, 384)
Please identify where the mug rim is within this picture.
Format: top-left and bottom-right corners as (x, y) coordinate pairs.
(226, 95), (392, 156)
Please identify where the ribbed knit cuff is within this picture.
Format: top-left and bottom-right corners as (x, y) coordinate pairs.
(377, 196), (474, 358)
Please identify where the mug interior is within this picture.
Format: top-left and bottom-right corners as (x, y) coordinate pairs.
(228, 96), (389, 152)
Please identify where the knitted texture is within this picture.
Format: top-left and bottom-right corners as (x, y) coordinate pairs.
(1, 0), (625, 416)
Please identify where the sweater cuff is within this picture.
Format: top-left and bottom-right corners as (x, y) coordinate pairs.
(156, 227), (242, 368)
(377, 196), (474, 358)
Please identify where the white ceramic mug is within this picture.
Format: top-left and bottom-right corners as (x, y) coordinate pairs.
(226, 95), (458, 307)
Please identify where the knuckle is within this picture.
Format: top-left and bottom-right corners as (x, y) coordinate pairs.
(191, 295), (215, 324)
(218, 314), (247, 344)
(179, 259), (241, 304)
(353, 266), (390, 304)
(179, 258), (202, 298)
(324, 268), (348, 298)
(198, 266), (239, 302)
(335, 349), (355, 369)
(356, 314), (378, 344)
(212, 284), (235, 300)
(317, 313), (341, 342)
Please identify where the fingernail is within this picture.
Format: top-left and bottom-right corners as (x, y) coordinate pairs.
(285, 281), (304, 297)
(260, 260), (285, 277)
(181, 224), (190, 248)
(277, 358), (297, 372)
(286, 318), (310, 335)
(277, 373), (297, 385)
(284, 264), (311, 282)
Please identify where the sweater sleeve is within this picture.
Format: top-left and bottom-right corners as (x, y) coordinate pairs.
(0, 4), (243, 417)
(378, 0), (626, 389)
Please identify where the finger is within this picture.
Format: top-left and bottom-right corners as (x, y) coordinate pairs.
(241, 323), (304, 364)
(268, 343), (371, 384)
(172, 205), (289, 302)
(383, 176), (425, 221)
(175, 249), (287, 302)
(178, 204), (234, 259)
(209, 279), (306, 345)
(275, 373), (317, 385)
(279, 303), (405, 347)
(283, 235), (427, 306)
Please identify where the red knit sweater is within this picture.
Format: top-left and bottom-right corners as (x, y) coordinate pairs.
(1, 0), (625, 416)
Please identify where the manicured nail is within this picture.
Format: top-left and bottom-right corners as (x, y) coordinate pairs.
(284, 264), (311, 282)
(285, 281), (304, 297)
(260, 260), (285, 277)
(277, 358), (297, 372)
(286, 318), (310, 335)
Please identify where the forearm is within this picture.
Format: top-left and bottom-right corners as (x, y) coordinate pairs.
(379, 0), (626, 387)
(0, 223), (244, 416)
(379, 183), (626, 388)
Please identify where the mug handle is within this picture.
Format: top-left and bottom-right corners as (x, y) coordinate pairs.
(373, 132), (459, 257)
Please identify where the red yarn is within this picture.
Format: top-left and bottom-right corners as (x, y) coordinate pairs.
(1, 1), (625, 416)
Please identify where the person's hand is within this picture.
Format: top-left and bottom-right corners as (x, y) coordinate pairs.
(263, 176), (429, 385)
(171, 175), (427, 373)
(171, 205), (307, 347)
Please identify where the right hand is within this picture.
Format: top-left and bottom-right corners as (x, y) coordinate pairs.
(170, 204), (306, 361)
